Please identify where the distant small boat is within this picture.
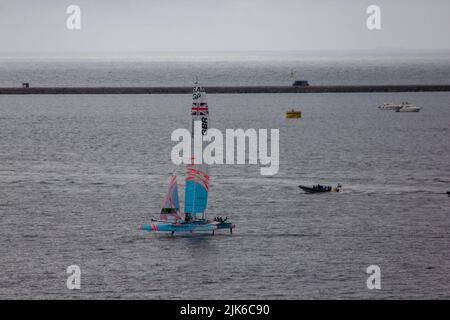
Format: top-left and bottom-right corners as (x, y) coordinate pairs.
(286, 110), (301, 118)
(292, 80), (309, 87)
(378, 101), (421, 112)
(299, 184), (342, 193)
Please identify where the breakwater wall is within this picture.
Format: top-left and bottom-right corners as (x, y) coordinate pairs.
(1, 85), (450, 95)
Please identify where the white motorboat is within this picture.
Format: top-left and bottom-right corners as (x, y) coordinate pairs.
(378, 101), (418, 112)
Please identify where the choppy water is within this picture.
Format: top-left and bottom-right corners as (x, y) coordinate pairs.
(0, 56), (450, 299)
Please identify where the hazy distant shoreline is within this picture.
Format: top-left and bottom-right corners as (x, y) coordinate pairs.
(1, 49), (450, 61)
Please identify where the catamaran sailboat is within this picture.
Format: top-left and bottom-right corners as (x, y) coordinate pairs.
(139, 83), (234, 235)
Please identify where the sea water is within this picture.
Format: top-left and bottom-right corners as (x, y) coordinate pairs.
(0, 53), (449, 299)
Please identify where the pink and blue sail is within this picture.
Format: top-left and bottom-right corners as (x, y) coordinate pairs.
(159, 175), (182, 223)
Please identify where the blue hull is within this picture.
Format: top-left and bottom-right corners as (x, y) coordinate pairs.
(139, 220), (234, 233)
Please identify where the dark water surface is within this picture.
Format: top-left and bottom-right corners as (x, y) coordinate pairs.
(1, 91), (449, 299)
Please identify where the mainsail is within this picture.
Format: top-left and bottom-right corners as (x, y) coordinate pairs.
(160, 175), (182, 223)
(184, 83), (210, 219)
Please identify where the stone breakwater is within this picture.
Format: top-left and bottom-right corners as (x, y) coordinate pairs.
(1, 85), (450, 94)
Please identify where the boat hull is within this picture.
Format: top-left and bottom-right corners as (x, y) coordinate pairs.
(378, 105), (403, 111)
(396, 108), (421, 112)
(139, 220), (234, 233)
(299, 185), (339, 193)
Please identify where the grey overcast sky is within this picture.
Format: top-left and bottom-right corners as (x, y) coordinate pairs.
(0, 0), (449, 54)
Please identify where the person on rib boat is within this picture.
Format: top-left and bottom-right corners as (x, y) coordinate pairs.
(184, 213), (192, 223)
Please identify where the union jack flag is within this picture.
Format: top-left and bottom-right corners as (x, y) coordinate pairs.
(191, 102), (209, 116)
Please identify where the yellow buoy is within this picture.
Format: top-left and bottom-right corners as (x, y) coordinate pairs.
(285, 110), (301, 119)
